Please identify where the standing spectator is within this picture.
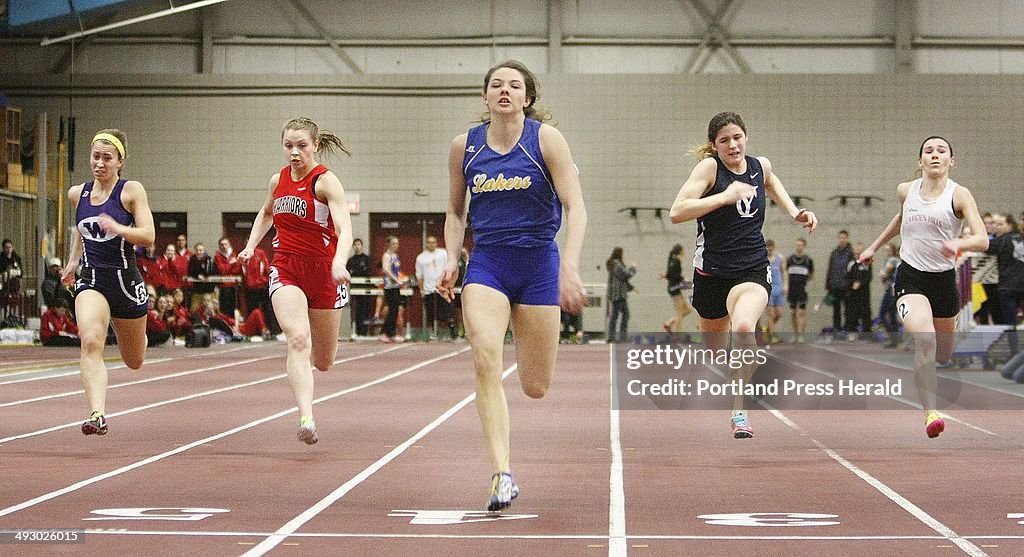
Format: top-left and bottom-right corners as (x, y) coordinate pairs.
(878, 243), (901, 346)
(660, 244), (694, 335)
(159, 243), (185, 294)
(845, 242), (872, 339)
(171, 233), (192, 300)
(972, 218), (1001, 326)
(786, 238), (814, 343)
(987, 214), (1024, 380)
(0, 239), (24, 315)
(214, 237), (242, 320)
(137, 245), (169, 294)
(826, 230), (854, 337)
(453, 247), (469, 339)
(762, 239), (785, 343)
(41, 257), (75, 310)
(416, 235), (451, 340)
(187, 243), (217, 311)
(241, 245), (279, 335)
(606, 247), (635, 343)
(380, 235), (406, 343)
(346, 238), (373, 336)
(0, 238), (22, 277)
(40, 297), (80, 347)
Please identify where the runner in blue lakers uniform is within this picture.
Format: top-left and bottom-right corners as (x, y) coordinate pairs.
(860, 136), (987, 438)
(670, 112), (817, 438)
(61, 129), (155, 436)
(439, 60), (588, 512)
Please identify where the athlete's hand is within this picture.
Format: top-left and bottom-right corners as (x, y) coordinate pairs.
(60, 264), (76, 286)
(794, 208), (817, 233)
(559, 264), (588, 315)
(97, 213), (123, 236)
(331, 257), (351, 286)
(940, 240), (960, 258)
(437, 261), (459, 303)
(724, 181), (757, 204)
(237, 247), (254, 263)
(858, 247), (875, 264)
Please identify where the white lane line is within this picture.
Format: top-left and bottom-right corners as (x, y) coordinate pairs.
(608, 344), (627, 557)
(0, 357), (275, 408)
(0, 344), (264, 384)
(0, 347), (468, 518)
(81, 529), (1024, 541)
(242, 362), (513, 557)
(771, 353), (999, 437)
(0, 346), (407, 443)
(759, 399), (989, 557)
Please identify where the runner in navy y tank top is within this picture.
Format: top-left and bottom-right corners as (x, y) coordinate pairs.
(670, 112), (817, 439)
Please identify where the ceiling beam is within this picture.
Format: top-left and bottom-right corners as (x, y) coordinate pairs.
(680, 0), (749, 74)
(286, 0), (363, 74)
(894, 0), (915, 73)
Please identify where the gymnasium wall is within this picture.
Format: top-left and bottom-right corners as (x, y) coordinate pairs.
(2, 71), (1019, 332)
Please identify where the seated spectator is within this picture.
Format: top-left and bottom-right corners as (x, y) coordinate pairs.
(238, 306), (274, 341)
(146, 294), (172, 347)
(193, 293), (237, 341)
(40, 257), (75, 311)
(168, 291), (193, 338)
(40, 298), (80, 347)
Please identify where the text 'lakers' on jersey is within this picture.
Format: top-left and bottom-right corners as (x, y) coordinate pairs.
(76, 179), (137, 270)
(272, 164), (337, 259)
(693, 156), (768, 277)
(462, 118), (561, 248)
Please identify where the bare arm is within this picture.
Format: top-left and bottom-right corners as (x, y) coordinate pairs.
(760, 157), (817, 233)
(316, 170), (354, 285)
(539, 124), (588, 313)
(439, 134), (469, 300)
(240, 174), (279, 261)
(947, 186), (988, 255)
(669, 158), (726, 224)
(101, 180), (155, 248)
(61, 185), (85, 284)
(862, 182), (910, 262)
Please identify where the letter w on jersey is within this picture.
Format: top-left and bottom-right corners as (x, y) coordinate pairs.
(78, 217), (118, 241)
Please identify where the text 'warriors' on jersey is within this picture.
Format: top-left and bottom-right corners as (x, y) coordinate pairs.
(462, 118), (561, 248)
(271, 164), (337, 259)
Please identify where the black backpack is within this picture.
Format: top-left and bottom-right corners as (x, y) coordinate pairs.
(185, 324), (211, 348)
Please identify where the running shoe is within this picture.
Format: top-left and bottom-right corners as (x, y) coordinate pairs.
(487, 472), (519, 513)
(731, 413), (753, 439)
(82, 411), (107, 436)
(297, 416), (318, 445)
(925, 412), (945, 439)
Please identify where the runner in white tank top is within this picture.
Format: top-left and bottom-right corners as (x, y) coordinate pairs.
(861, 136), (988, 439)
(899, 177), (962, 272)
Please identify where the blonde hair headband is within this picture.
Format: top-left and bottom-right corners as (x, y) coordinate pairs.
(92, 133), (125, 158)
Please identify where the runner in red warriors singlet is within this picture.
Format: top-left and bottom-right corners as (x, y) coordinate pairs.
(240, 117), (354, 445)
